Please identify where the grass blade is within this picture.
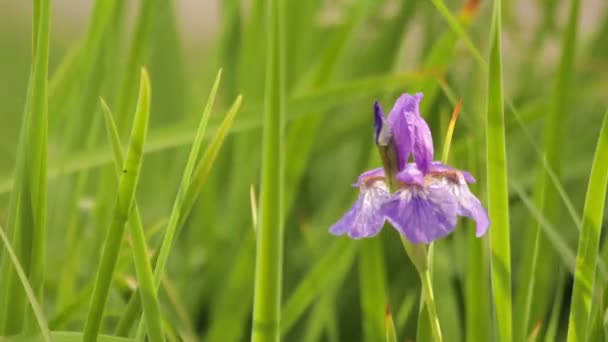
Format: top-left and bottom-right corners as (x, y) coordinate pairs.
(251, 0), (284, 340)
(281, 240), (357, 335)
(429, 0), (486, 68)
(359, 238), (388, 342)
(99, 99), (165, 342)
(0, 224), (51, 342)
(132, 69), (223, 338)
(567, 109), (608, 341)
(385, 305), (397, 342)
(83, 68), (151, 341)
(0, 0), (51, 333)
(514, 0), (581, 338)
(486, 1), (512, 341)
(115, 90), (242, 335)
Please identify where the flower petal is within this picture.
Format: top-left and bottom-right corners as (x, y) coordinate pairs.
(330, 180), (390, 239)
(387, 95), (414, 170)
(396, 163), (424, 186)
(388, 93), (434, 172)
(382, 179), (458, 243)
(353, 168), (385, 187)
(405, 94), (434, 173)
(443, 174), (490, 237)
(429, 162), (476, 183)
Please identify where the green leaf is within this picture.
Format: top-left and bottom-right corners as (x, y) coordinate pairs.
(99, 99), (165, 342)
(513, 0), (581, 339)
(359, 238), (388, 342)
(384, 305), (398, 342)
(83, 68), (151, 341)
(0, 224), (51, 342)
(113, 90), (242, 337)
(486, 1), (512, 342)
(281, 239), (357, 335)
(251, 0), (285, 340)
(567, 109), (608, 341)
(0, 0), (51, 333)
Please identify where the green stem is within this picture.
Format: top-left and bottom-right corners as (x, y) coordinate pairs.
(399, 236), (442, 342)
(251, 0), (284, 340)
(419, 267), (443, 342)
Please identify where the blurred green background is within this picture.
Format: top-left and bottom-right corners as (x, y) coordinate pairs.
(0, 0), (608, 341)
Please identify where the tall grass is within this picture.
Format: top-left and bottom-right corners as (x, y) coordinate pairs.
(0, 0), (607, 341)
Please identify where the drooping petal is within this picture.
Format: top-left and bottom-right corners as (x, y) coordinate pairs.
(330, 180), (390, 239)
(382, 179), (458, 243)
(353, 167), (385, 187)
(442, 172), (490, 237)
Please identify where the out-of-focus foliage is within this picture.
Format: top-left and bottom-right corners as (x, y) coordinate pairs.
(0, 0), (607, 341)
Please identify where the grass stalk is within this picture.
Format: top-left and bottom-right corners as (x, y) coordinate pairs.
(567, 109), (608, 341)
(486, 1), (512, 341)
(0, 224), (51, 342)
(100, 99), (165, 342)
(83, 68), (151, 342)
(251, 0), (285, 340)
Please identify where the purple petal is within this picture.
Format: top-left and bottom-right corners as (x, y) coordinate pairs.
(403, 94), (434, 173)
(329, 180), (390, 239)
(429, 162), (476, 183)
(353, 168), (385, 187)
(443, 175), (490, 237)
(387, 95), (414, 170)
(374, 101), (384, 145)
(387, 93), (434, 172)
(382, 179), (458, 243)
(396, 163), (424, 186)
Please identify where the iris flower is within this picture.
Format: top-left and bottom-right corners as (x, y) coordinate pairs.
(329, 93), (489, 243)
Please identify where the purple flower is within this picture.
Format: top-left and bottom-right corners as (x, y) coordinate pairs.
(329, 93), (489, 243)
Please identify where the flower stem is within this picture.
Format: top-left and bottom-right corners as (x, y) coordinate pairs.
(419, 267), (444, 342)
(399, 236), (443, 342)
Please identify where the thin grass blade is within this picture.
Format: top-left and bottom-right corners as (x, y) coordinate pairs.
(486, 1), (512, 341)
(83, 68), (151, 342)
(114, 92), (242, 335)
(385, 305), (398, 342)
(567, 109), (608, 341)
(0, 224), (51, 342)
(99, 99), (165, 342)
(251, 0), (285, 340)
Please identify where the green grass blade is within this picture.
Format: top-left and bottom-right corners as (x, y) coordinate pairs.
(116, 82), (242, 336)
(514, 0), (581, 338)
(281, 240), (357, 335)
(0, 224), (51, 342)
(359, 238), (388, 342)
(115, 0), (154, 131)
(1, 331), (134, 342)
(486, 1), (512, 341)
(0, 71), (422, 196)
(429, 0), (486, 68)
(385, 305), (398, 342)
(25, 0), (51, 327)
(544, 270), (565, 342)
(251, 0), (284, 340)
(83, 68), (151, 342)
(567, 109), (608, 341)
(0, 0), (51, 333)
(147, 69), (221, 282)
(99, 99), (165, 342)
(133, 69), (222, 338)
